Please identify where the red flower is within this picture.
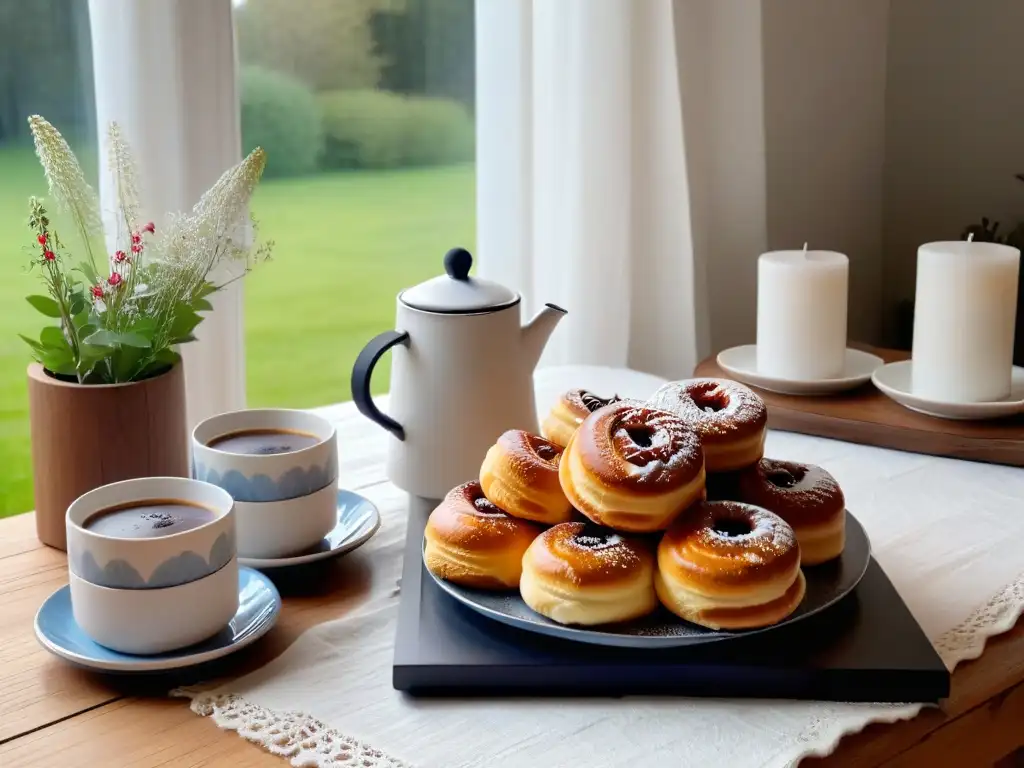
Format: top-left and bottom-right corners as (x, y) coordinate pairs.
(114, 250), (128, 263)
(142, 222), (155, 234)
(91, 285), (104, 299)
(37, 234), (47, 246)
(43, 250), (55, 261)
(131, 243), (142, 254)
(107, 273), (123, 287)
(131, 233), (141, 245)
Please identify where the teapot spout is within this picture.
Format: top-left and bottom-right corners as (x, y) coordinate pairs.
(521, 303), (568, 370)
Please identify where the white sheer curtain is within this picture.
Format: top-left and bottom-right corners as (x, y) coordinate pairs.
(89, 0), (246, 429)
(476, 0), (702, 379)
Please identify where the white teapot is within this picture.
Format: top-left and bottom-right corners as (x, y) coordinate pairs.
(351, 248), (567, 500)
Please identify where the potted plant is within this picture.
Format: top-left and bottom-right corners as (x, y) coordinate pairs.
(22, 116), (272, 549)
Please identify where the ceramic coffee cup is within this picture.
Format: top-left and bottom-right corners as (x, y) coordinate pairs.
(69, 557), (240, 654)
(233, 483), (338, 559)
(191, 409), (338, 503)
(66, 477), (236, 590)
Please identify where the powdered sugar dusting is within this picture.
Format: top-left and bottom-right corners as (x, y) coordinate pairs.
(571, 532), (623, 551)
(648, 378), (767, 440)
(610, 406), (702, 483)
(472, 496), (506, 518)
(738, 458), (845, 520)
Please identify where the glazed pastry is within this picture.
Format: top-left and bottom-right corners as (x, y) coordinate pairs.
(520, 521), (657, 625)
(424, 481), (542, 590)
(655, 501), (805, 630)
(559, 401), (705, 533)
(735, 458), (845, 565)
(480, 430), (573, 525)
(648, 378), (767, 472)
(541, 389), (622, 448)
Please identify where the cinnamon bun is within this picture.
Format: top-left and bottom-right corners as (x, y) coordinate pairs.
(655, 501), (805, 629)
(648, 378), (767, 472)
(424, 481), (542, 590)
(480, 430), (573, 525)
(559, 401), (705, 532)
(735, 458), (845, 564)
(520, 521), (657, 625)
(541, 389), (622, 449)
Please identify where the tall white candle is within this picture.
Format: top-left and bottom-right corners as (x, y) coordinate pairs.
(911, 241), (1020, 403)
(756, 250), (849, 380)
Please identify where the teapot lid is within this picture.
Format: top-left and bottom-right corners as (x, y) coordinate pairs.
(399, 248), (519, 314)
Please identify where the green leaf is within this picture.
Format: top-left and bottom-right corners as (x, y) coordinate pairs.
(195, 282), (218, 299)
(82, 329), (150, 350)
(116, 332), (151, 348)
(39, 326), (67, 349)
(82, 329), (117, 347)
(169, 306), (203, 339)
(26, 295), (62, 318)
(69, 292), (87, 317)
(154, 348), (181, 366)
(72, 310), (91, 329)
(41, 346), (76, 376)
(192, 298), (214, 312)
(76, 260), (100, 286)
(170, 334), (198, 345)
(19, 333), (44, 355)
(130, 316), (158, 337)
(137, 349), (180, 379)
(83, 329), (151, 348)
(114, 346), (146, 381)
(77, 343), (108, 375)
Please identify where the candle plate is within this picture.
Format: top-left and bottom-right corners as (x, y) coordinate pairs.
(716, 345), (883, 396)
(872, 361), (1024, 420)
(424, 511), (870, 650)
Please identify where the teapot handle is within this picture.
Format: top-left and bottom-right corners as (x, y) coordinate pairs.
(351, 330), (409, 441)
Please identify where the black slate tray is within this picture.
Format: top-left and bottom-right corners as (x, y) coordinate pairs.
(394, 497), (950, 703)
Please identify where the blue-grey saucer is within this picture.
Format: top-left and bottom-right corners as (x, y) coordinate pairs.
(426, 510), (872, 649)
(34, 567), (281, 672)
(238, 489), (381, 569)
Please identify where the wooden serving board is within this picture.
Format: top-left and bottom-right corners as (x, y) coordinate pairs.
(694, 347), (1024, 467)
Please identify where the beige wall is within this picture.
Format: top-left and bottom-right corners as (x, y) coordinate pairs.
(883, 0), (1024, 341)
(683, 0), (890, 354)
(685, 0), (1024, 354)
(763, 0), (890, 345)
(677, 0), (768, 356)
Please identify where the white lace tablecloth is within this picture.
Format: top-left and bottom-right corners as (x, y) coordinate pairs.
(182, 367), (1024, 768)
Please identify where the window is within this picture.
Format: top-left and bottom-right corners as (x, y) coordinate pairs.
(234, 0), (477, 409)
(0, 0), (96, 517)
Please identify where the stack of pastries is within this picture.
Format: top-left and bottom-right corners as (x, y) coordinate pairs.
(424, 380), (848, 631)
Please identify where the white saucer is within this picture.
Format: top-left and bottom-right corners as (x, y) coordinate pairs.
(238, 489), (381, 569)
(871, 361), (1024, 420)
(716, 345), (884, 396)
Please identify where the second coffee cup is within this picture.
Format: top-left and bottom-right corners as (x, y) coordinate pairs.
(192, 409), (338, 559)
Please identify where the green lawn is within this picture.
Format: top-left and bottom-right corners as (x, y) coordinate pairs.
(0, 145), (475, 516)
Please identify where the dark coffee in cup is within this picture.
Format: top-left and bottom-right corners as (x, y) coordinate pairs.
(206, 428), (320, 456)
(83, 499), (217, 539)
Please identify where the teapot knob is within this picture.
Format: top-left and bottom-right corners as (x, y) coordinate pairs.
(444, 247), (473, 281)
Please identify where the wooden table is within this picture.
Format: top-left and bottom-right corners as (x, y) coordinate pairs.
(1, 402), (1022, 767)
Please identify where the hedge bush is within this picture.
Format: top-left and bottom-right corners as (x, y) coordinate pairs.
(318, 90), (407, 169)
(240, 67), (322, 178)
(318, 90), (474, 170)
(402, 97), (475, 167)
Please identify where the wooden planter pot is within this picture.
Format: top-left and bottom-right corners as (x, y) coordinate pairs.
(26, 362), (190, 550)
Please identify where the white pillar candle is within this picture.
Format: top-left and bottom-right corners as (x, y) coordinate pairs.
(756, 250), (849, 380)
(911, 241), (1020, 403)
